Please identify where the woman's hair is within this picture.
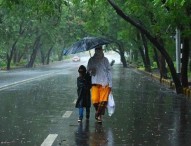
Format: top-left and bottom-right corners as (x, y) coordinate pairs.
(78, 65), (86, 73)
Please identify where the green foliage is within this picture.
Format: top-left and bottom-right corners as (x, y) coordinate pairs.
(0, 48), (6, 68)
(152, 61), (158, 69)
(0, 0), (190, 78)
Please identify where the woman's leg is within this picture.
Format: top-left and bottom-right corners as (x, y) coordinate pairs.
(91, 86), (99, 119)
(96, 85), (110, 122)
(97, 101), (107, 115)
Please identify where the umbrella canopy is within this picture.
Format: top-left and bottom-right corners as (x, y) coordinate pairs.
(63, 37), (112, 55)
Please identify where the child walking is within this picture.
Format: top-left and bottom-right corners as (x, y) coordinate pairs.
(75, 65), (91, 122)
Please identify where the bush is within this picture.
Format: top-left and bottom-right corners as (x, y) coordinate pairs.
(152, 61), (158, 69)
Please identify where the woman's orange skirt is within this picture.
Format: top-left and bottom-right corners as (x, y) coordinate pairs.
(91, 84), (110, 104)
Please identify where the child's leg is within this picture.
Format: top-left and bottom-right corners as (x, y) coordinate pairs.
(86, 107), (90, 119)
(79, 108), (83, 120)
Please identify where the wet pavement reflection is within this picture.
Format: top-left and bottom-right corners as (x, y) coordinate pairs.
(0, 57), (191, 146)
(74, 121), (114, 146)
(75, 121), (90, 146)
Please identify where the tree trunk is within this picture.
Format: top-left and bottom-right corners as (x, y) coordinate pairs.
(138, 46), (146, 66)
(141, 33), (151, 72)
(153, 48), (160, 69)
(58, 49), (64, 61)
(159, 53), (168, 82)
(112, 42), (128, 68)
(181, 36), (190, 87)
(157, 38), (168, 81)
(137, 32), (147, 68)
(119, 49), (127, 68)
(26, 36), (41, 68)
(40, 49), (45, 65)
(6, 40), (18, 70)
(46, 46), (53, 64)
(6, 53), (11, 70)
(108, 0), (182, 94)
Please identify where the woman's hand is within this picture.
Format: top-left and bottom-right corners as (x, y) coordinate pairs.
(89, 68), (96, 76)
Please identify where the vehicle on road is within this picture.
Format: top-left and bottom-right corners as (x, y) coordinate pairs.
(72, 56), (80, 62)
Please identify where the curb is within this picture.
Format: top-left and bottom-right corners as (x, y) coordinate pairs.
(183, 87), (191, 98)
(137, 69), (191, 98)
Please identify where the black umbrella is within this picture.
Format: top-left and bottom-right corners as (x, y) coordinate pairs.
(63, 37), (112, 55)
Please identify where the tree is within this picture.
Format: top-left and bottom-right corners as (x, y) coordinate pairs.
(107, 0), (182, 94)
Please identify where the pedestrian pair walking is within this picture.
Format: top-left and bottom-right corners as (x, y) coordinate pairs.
(75, 46), (112, 123)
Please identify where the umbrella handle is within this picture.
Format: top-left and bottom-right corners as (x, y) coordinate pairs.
(89, 50), (91, 57)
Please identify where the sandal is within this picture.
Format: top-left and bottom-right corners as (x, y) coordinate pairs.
(97, 116), (102, 123)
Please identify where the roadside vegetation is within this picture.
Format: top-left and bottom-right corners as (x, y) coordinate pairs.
(0, 0), (190, 93)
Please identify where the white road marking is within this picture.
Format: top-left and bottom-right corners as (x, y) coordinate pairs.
(0, 71), (63, 91)
(0, 70), (7, 73)
(62, 111), (73, 118)
(73, 99), (77, 104)
(41, 134), (58, 146)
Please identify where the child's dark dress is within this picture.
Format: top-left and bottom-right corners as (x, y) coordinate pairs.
(75, 73), (91, 108)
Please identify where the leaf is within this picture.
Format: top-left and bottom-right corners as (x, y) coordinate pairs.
(180, 0), (185, 6)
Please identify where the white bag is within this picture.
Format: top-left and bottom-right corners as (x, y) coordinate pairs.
(107, 92), (115, 116)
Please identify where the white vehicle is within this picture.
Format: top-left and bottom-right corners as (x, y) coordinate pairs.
(72, 56), (80, 62)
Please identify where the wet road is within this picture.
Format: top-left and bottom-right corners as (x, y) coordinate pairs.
(0, 54), (191, 146)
